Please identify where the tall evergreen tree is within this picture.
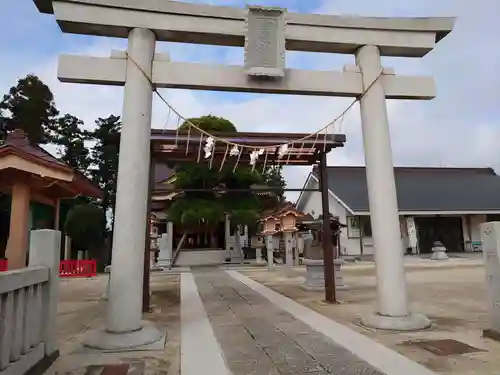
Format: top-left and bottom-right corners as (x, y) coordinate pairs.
(169, 116), (265, 230)
(52, 114), (91, 175)
(88, 115), (122, 229)
(262, 165), (286, 209)
(0, 74), (59, 144)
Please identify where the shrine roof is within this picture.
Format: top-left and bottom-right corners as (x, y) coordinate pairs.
(0, 129), (102, 199)
(151, 129), (346, 167)
(1, 129), (70, 171)
(312, 166), (500, 213)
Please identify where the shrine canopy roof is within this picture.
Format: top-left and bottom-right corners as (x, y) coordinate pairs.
(261, 202), (313, 222)
(0, 129), (103, 203)
(151, 129), (346, 167)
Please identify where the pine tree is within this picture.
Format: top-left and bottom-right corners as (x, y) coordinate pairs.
(88, 115), (122, 230)
(0, 74), (59, 144)
(52, 114), (91, 175)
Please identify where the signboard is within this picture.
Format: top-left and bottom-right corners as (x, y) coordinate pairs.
(244, 6), (286, 77)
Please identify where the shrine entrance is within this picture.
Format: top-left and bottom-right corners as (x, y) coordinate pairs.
(34, 0), (454, 349)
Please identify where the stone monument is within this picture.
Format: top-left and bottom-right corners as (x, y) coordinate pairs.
(480, 222), (500, 341)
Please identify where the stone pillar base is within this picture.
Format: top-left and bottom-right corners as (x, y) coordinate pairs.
(157, 259), (172, 267)
(360, 312), (431, 331)
(301, 258), (347, 291)
(83, 321), (165, 352)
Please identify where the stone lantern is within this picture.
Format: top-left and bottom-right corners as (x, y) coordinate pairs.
(302, 217), (347, 291)
(431, 240), (449, 260)
(275, 210), (302, 274)
(262, 216), (279, 236)
(261, 216), (279, 271)
(277, 210), (300, 233)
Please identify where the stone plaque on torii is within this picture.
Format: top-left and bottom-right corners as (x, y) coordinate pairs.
(33, 0), (454, 348)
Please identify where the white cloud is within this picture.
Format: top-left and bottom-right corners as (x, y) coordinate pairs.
(3, 0), (500, 202)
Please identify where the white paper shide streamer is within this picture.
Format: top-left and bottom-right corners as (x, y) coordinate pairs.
(277, 144), (289, 159)
(249, 148), (265, 166)
(204, 136), (215, 159)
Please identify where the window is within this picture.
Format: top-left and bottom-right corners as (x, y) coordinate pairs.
(347, 216), (372, 238)
(347, 216), (361, 238)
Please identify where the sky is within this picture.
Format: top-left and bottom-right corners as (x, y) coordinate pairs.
(1, 0), (500, 201)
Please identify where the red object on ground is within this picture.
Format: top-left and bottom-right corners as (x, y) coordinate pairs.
(0, 259), (7, 272)
(59, 260), (97, 277)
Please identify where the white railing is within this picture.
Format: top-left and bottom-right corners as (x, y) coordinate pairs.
(0, 230), (60, 375)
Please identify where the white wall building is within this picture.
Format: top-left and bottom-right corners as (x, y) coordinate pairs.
(296, 166), (500, 257)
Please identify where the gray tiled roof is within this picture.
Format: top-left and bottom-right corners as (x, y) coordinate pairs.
(153, 162), (175, 191)
(313, 166), (500, 213)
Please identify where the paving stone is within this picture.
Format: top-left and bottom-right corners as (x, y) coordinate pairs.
(193, 271), (386, 375)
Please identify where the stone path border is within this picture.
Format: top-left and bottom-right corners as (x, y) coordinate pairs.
(180, 273), (232, 375)
(227, 270), (438, 375)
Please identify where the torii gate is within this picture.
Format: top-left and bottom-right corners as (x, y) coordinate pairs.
(34, 0), (454, 349)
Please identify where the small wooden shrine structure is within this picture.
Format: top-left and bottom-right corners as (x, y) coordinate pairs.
(0, 129), (102, 269)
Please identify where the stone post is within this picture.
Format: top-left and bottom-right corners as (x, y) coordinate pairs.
(83, 28), (162, 350)
(356, 45), (430, 331)
(296, 234), (304, 265)
(406, 217), (418, 254)
(64, 236), (72, 260)
(284, 231), (294, 275)
(102, 265), (112, 301)
(28, 229), (61, 356)
(265, 235), (275, 271)
(293, 233), (300, 266)
(480, 222), (500, 340)
(255, 246), (263, 264)
(158, 230), (173, 267)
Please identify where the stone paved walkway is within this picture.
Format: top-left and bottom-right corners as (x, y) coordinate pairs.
(193, 270), (385, 375)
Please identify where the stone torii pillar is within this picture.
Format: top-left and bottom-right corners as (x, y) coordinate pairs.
(356, 45), (430, 330)
(84, 28), (163, 350)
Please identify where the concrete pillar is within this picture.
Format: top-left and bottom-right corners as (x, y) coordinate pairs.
(296, 234), (304, 265)
(356, 45), (430, 331)
(64, 236), (72, 260)
(255, 247), (263, 264)
(284, 231), (294, 275)
(480, 222), (500, 339)
(406, 216), (418, 254)
(225, 214), (230, 251)
(28, 229), (61, 355)
(84, 28), (162, 350)
(293, 233), (300, 266)
(5, 183), (31, 269)
(265, 235), (275, 271)
(158, 223), (173, 266)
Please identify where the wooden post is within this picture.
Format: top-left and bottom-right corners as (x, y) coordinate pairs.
(142, 157), (154, 313)
(54, 199), (61, 231)
(318, 152), (336, 303)
(5, 183), (31, 269)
